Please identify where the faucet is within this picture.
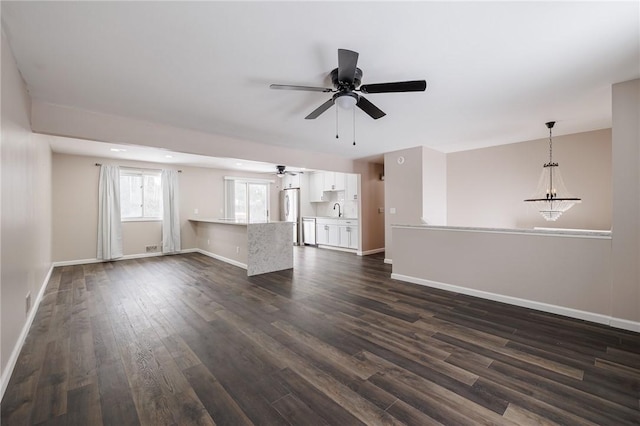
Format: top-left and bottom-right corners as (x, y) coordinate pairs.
(333, 203), (342, 218)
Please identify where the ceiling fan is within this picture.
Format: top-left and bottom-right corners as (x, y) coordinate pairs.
(270, 49), (427, 120)
(274, 165), (299, 178)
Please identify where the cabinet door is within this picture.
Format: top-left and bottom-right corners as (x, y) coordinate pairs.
(284, 174), (300, 188)
(290, 174), (300, 188)
(346, 173), (358, 201)
(338, 226), (349, 248)
(328, 224), (340, 246)
(309, 173), (325, 202)
(322, 172), (335, 191)
(348, 226), (359, 249)
(316, 224), (329, 245)
(333, 172), (346, 191)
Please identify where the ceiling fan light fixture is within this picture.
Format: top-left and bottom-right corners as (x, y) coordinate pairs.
(335, 93), (358, 109)
(276, 165), (286, 178)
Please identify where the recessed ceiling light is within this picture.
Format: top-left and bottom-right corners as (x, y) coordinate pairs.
(236, 162), (243, 166)
(110, 148), (126, 152)
(165, 155), (173, 158)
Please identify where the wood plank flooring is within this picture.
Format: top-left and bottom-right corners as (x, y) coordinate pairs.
(2, 247), (639, 425)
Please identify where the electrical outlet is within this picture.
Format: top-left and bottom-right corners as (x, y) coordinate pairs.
(145, 245), (158, 252)
(236, 246), (240, 253)
(25, 292), (31, 314)
(207, 239), (210, 246)
(194, 208), (199, 215)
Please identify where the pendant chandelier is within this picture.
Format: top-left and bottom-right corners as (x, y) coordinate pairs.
(524, 121), (581, 221)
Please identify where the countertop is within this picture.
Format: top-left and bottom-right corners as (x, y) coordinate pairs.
(189, 218), (292, 226)
(303, 216), (358, 220)
(391, 224), (612, 238)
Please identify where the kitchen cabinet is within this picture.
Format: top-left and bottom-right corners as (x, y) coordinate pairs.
(309, 172), (325, 202)
(345, 173), (358, 201)
(322, 172), (345, 192)
(282, 173), (300, 189)
(316, 218), (358, 249)
(338, 225), (358, 249)
(316, 221), (338, 246)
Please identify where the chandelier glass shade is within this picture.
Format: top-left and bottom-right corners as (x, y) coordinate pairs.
(524, 122), (581, 221)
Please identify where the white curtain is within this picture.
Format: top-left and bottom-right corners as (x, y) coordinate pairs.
(162, 169), (181, 253)
(97, 165), (123, 260)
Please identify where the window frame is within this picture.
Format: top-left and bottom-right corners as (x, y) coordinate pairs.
(223, 176), (273, 222)
(120, 168), (163, 222)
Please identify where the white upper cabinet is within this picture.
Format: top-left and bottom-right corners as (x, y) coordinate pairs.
(309, 172), (325, 202)
(282, 173), (300, 189)
(322, 172), (345, 191)
(345, 173), (358, 201)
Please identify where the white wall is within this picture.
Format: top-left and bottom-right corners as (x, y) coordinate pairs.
(447, 129), (612, 230)
(384, 146), (447, 261)
(32, 101), (356, 174)
(52, 152), (280, 262)
(391, 227), (614, 324)
(422, 146), (447, 225)
(611, 78), (640, 326)
(1, 31), (52, 395)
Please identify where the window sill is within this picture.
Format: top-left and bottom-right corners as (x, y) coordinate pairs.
(122, 218), (162, 223)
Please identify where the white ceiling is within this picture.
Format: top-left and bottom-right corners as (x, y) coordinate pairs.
(2, 1), (639, 167)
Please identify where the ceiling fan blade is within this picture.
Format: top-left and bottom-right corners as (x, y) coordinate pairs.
(270, 84), (333, 93)
(359, 80), (427, 94)
(357, 96), (386, 120)
(305, 98), (335, 119)
(338, 49), (359, 83)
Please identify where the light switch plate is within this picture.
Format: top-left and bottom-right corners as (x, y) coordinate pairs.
(390, 207), (397, 214)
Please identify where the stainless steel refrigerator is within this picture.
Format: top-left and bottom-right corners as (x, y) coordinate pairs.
(280, 188), (301, 245)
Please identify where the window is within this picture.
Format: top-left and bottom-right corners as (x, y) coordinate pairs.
(224, 177), (271, 222)
(120, 170), (162, 220)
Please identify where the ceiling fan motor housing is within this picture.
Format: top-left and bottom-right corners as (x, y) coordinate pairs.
(331, 67), (362, 91)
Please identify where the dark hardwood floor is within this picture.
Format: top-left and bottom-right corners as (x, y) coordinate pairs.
(2, 247), (639, 425)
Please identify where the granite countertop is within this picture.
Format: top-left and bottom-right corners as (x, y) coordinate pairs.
(391, 224), (612, 238)
(189, 218), (292, 225)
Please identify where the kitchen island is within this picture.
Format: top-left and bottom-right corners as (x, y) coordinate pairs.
(189, 218), (293, 276)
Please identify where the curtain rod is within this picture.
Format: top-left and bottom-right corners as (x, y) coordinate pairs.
(95, 163), (182, 173)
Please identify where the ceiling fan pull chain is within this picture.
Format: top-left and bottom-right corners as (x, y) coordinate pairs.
(352, 107), (356, 146)
(335, 106), (339, 139)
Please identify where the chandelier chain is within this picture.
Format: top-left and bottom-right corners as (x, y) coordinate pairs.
(549, 126), (553, 164)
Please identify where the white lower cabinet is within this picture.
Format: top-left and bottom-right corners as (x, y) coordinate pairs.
(316, 218), (358, 249)
(338, 225), (359, 249)
(316, 224), (329, 245)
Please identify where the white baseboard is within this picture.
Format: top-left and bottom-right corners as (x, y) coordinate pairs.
(316, 245), (357, 254)
(384, 258), (393, 264)
(358, 248), (385, 256)
(52, 248), (200, 267)
(610, 317), (640, 333)
(196, 249), (247, 270)
(391, 273), (640, 333)
(1, 264), (53, 402)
